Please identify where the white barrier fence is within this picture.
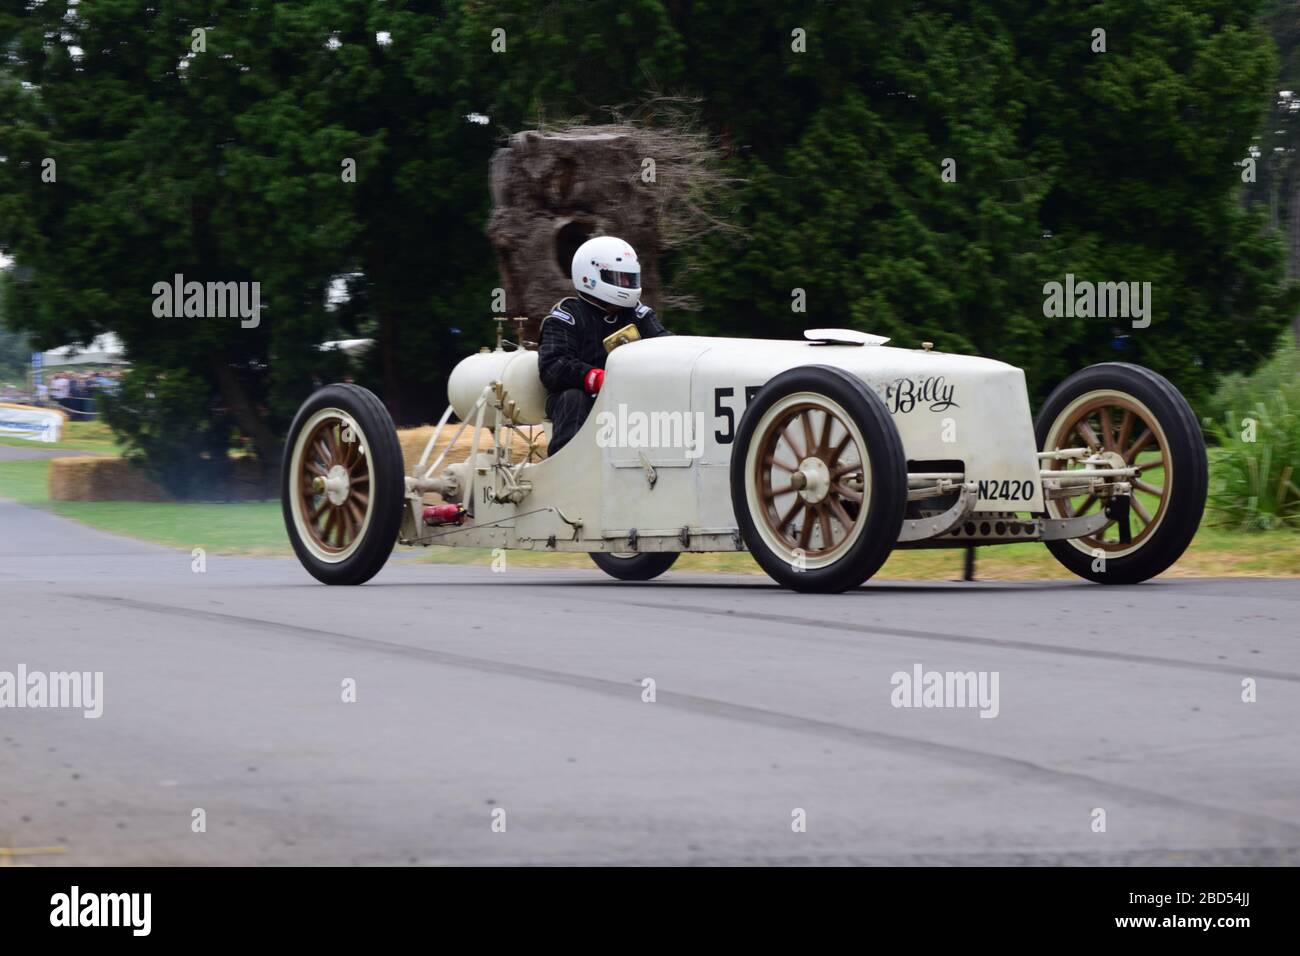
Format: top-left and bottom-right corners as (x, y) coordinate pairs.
(0, 403), (66, 443)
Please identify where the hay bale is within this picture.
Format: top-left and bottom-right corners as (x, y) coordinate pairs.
(397, 423), (547, 475)
(47, 426), (547, 502)
(48, 456), (173, 502)
(48, 455), (272, 502)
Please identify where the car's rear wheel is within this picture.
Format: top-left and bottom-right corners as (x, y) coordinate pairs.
(1035, 363), (1206, 584)
(588, 551), (679, 581)
(282, 384), (405, 585)
(731, 365), (907, 593)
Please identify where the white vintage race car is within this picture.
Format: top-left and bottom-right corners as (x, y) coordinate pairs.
(281, 326), (1206, 593)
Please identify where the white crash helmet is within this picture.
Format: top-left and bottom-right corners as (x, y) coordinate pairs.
(571, 235), (641, 308)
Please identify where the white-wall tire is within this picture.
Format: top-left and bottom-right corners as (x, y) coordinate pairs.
(282, 384), (404, 585)
(730, 365), (906, 593)
(1035, 364), (1206, 584)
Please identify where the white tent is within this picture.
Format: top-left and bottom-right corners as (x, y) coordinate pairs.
(317, 338), (374, 357)
(42, 332), (129, 368)
(38, 333), (372, 367)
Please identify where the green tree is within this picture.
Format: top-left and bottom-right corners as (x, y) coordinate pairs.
(2, 0), (1295, 495)
(316, 0), (499, 424)
(1014, 0), (1296, 403)
(0, 0), (376, 484)
(1242, 0), (1300, 342)
(457, 0), (1295, 407)
(0, 271), (34, 384)
(666, 0), (1296, 407)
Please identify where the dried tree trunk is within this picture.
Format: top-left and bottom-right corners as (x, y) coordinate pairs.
(486, 130), (663, 341)
(211, 356), (281, 483)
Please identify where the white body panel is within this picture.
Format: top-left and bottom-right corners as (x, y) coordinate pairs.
(441, 334), (1044, 550)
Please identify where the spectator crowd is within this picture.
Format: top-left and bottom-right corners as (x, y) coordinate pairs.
(27, 369), (122, 420)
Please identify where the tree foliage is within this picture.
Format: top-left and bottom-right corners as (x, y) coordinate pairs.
(0, 271), (33, 383)
(1, 0), (1294, 492)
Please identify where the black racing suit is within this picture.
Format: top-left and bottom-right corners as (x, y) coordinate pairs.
(537, 295), (671, 456)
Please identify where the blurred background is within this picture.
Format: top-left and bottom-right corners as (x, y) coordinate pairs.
(1, 0), (1297, 546)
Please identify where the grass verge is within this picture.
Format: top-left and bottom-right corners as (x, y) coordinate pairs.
(0, 459), (286, 555)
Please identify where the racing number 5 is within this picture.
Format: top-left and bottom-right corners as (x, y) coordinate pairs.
(714, 385), (761, 444)
(715, 387), (736, 444)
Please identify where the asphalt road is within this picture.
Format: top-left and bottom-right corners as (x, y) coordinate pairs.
(1, 493), (1298, 865)
(0, 444), (92, 461)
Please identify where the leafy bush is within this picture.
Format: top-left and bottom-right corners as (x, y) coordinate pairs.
(99, 365), (232, 499)
(1203, 341), (1300, 530)
(1202, 339), (1300, 424)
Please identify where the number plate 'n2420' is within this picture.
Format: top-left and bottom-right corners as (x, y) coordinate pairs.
(977, 479), (1035, 502)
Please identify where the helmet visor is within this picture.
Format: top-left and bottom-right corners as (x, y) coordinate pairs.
(599, 269), (640, 289)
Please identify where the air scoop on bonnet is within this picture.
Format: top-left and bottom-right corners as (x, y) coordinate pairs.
(804, 328), (890, 346)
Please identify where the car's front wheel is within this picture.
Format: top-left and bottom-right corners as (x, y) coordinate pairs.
(281, 383), (405, 585)
(1035, 363), (1206, 584)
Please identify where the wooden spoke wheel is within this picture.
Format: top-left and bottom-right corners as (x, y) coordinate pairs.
(1035, 363), (1206, 584)
(1043, 392), (1172, 554)
(282, 384), (405, 585)
(753, 399), (868, 562)
(732, 365), (906, 593)
(296, 412), (373, 555)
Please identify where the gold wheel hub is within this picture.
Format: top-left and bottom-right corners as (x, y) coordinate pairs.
(314, 464), (351, 506)
(794, 457), (831, 504)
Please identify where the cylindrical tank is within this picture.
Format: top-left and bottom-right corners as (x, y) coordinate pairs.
(447, 348), (514, 421)
(447, 348), (550, 425)
(500, 351), (548, 425)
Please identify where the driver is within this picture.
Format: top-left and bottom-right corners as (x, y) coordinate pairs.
(538, 236), (671, 455)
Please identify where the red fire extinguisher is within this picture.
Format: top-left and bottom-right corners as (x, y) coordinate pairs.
(423, 503), (467, 527)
